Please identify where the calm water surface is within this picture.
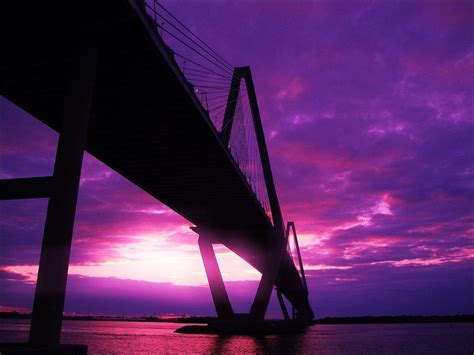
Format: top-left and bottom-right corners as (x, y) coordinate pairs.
(1, 319), (472, 354)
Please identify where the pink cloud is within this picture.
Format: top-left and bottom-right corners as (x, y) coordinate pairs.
(276, 76), (306, 100)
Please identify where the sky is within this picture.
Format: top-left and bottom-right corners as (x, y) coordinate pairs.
(1, 0), (473, 318)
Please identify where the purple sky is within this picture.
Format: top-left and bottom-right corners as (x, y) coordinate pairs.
(1, 0), (473, 318)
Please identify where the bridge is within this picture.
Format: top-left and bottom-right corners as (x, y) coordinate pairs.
(1, 0), (314, 348)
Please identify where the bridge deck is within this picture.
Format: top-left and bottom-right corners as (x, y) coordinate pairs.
(1, 0), (309, 311)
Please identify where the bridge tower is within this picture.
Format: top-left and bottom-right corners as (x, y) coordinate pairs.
(197, 66), (313, 323)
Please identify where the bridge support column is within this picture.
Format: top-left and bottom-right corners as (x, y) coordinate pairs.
(28, 43), (98, 347)
(276, 291), (290, 321)
(0, 177), (53, 200)
(198, 236), (234, 319)
(249, 237), (286, 320)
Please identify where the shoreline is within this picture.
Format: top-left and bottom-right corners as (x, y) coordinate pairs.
(1, 312), (472, 325)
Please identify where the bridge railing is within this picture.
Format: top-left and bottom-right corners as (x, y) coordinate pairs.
(144, 0), (234, 129)
(144, 0), (272, 222)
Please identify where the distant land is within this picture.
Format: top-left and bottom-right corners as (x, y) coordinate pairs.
(313, 315), (474, 324)
(1, 312), (472, 324)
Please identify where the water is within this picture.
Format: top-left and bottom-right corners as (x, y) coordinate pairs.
(0, 319), (472, 354)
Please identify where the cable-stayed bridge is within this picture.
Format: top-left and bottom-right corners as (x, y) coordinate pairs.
(1, 0), (314, 348)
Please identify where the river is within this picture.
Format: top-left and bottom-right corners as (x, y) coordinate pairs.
(0, 319), (472, 354)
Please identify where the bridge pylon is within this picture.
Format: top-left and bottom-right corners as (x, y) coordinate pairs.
(198, 235), (234, 319)
(193, 66), (314, 324)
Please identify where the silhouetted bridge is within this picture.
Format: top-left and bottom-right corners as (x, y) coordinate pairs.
(1, 0), (313, 348)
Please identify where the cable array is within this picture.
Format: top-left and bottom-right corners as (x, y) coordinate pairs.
(145, 0), (234, 129)
(144, 0), (272, 222)
(228, 82), (272, 219)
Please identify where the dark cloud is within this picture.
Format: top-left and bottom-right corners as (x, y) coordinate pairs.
(1, 273), (278, 317)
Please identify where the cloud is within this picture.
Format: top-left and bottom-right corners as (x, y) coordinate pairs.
(0, 271), (278, 317)
(1, 0), (473, 316)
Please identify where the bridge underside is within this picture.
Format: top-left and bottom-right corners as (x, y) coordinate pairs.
(1, 0), (312, 343)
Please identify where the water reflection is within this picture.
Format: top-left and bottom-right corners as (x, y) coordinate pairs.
(203, 328), (311, 354)
(1, 319), (472, 354)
